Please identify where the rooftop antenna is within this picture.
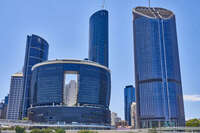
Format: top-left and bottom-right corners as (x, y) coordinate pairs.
(102, 0), (106, 9)
(148, 0), (151, 8)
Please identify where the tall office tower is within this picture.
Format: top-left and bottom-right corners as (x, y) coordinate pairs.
(124, 85), (136, 126)
(7, 73), (23, 120)
(64, 80), (78, 106)
(89, 10), (109, 67)
(133, 7), (185, 128)
(22, 34), (49, 118)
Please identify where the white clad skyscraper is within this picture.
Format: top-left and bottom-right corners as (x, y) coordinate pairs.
(7, 73), (23, 120)
(64, 80), (78, 106)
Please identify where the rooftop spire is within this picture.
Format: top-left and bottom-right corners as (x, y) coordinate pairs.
(102, 0), (106, 9)
(148, 0), (150, 8)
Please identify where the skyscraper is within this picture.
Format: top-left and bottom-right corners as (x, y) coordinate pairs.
(131, 102), (136, 128)
(89, 10), (109, 67)
(7, 72), (23, 120)
(124, 85), (136, 126)
(133, 7), (185, 128)
(22, 34), (49, 118)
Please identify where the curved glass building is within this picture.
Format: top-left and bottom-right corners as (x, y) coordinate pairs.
(28, 59), (111, 124)
(89, 10), (109, 67)
(133, 7), (185, 128)
(22, 34), (49, 118)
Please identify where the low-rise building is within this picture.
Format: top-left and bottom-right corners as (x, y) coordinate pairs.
(111, 112), (121, 126)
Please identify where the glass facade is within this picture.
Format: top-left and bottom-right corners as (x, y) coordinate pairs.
(89, 10), (109, 67)
(29, 59), (111, 124)
(133, 7), (185, 128)
(124, 85), (136, 126)
(7, 73), (23, 120)
(28, 106), (111, 125)
(22, 34), (49, 118)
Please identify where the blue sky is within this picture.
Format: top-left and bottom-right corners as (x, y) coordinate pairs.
(0, 0), (199, 120)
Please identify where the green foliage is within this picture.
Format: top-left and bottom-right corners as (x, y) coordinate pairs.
(77, 130), (98, 133)
(15, 126), (26, 133)
(55, 128), (65, 133)
(30, 128), (54, 133)
(22, 117), (28, 120)
(30, 129), (42, 133)
(43, 128), (54, 133)
(186, 119), (200, 127)
(148, 128), (157, 133)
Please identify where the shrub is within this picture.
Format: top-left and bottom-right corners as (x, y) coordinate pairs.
(55, 128), (65, 133)
(15, 126), (26, 133)
(77, 130), (98, 133)
(30, 129), (42, 133)
(42, 128), (53, 133)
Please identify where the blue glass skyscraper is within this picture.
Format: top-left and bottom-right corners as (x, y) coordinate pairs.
(133, 7), (185, 128)
(89, 10), (109, 67)
(124, 85), (136, 126)
(22, 34), (49, 118)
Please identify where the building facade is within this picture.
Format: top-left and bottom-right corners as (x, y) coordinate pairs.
(131, 102), (136, 128)
(111, 112), (122, 127)
(7, 73), (23, 120)
(0, 95), (9, 119)
(124, 85), (136, 126)
(89, 10), (109, 67)
(28, 59), (111, 125)
(22, 34), (49, 118)
(133, 7), (185, 128)
(0, 103), (3, 119)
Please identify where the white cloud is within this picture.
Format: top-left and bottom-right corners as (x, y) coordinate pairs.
(184, 95), (200, 102)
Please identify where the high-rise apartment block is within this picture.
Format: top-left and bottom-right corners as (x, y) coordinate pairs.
(111, 112), (122, 126)
(131, 102), (136, 128)
(22, 34), (49, 118)
(7, 72), (23, 120)
(124, 85), (136, 126)
(64, 80), (78, 106)
(133, 7), (185, 128)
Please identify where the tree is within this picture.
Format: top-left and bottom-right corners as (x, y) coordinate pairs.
(15, 126), (26, 133)
(186, 119), (200, 127)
